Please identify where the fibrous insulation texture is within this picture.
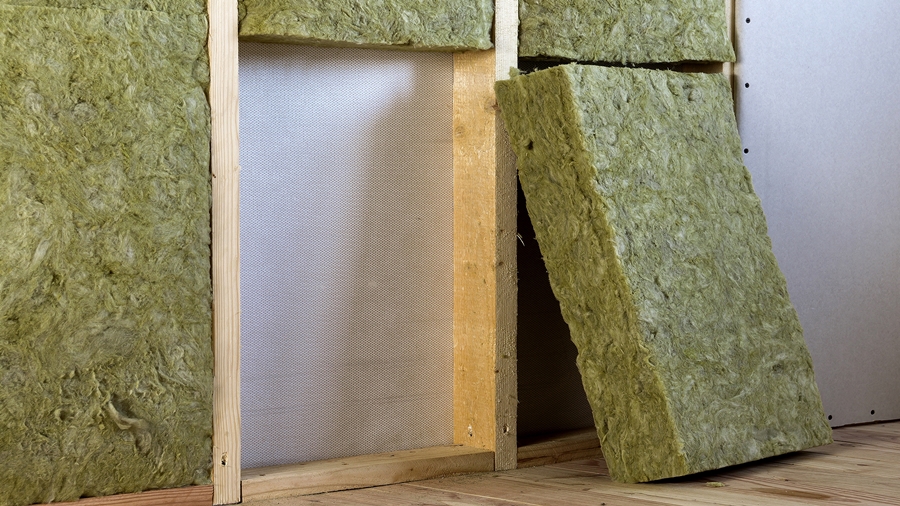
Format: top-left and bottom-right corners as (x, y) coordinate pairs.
(519, 0), (735, 64)
(0, 0), (204, 15)
(238, 0), (493, 51)
(0, 5), (212, 506)
(495, 64), (832, 483)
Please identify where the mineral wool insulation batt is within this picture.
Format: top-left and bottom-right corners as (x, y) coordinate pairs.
(238, 0), (493, 50)
(519, 0), (734, 64)
(496, 65), (832, 483)
(0, 4), (212, 505)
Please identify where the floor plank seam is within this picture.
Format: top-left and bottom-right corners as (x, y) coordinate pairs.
(406, 483), (549, 506)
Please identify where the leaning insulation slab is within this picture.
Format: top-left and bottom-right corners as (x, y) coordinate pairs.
(519, 0), (735, 64)
(0, 6), (212, 505)
(495, 64), (832, 483)
(238, 0), (493, 50)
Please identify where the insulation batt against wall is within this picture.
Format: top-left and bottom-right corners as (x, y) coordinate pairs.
(518, 0), (734, 64)
(0, 5), (212, 506)
(495, 64), (832, 483)
(238, 0), (493, 50)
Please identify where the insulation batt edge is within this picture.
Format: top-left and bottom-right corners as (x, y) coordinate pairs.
(519, 0), (735, 64)
(0, 5), (212, 505)
(238, 0), (493, 51)
(495, 64), (832, 483)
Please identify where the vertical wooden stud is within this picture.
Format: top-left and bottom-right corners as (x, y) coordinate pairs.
(208, 0), (241, 504)
(452, 0), (519, 472)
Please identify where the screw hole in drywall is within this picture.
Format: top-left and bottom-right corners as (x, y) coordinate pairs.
(746, 18), (751, 23)
(871, 410), (876, 415)
(828, 415), (833, 420)
(744, 148), (749, 154)
(745, 83), (750, 88)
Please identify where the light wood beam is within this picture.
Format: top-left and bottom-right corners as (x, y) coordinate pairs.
(452, 0), (519, 472)
(54, 486), (213, 506)
(241, 446), (494, 501)
(208, 0), (242, 504)
(517, 428), (604, 469)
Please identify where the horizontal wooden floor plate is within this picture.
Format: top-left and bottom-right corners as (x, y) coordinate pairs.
(517, 427), (603, 468)
(241, 445), (495, 501)
(243, 421), (900, 505)
(53, 485), (212, 506)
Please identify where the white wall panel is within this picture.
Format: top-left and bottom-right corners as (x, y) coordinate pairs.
(736, 1), (900, 426)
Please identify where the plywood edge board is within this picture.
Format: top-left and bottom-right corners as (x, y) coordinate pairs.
(241, 446), (495, 501)
(208, 0), (242, 504)
(452, 0), (518, 472)
(517, 428), (603, 468)
(50, 486), (213, 506)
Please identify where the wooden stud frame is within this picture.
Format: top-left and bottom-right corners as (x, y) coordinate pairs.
(207, 0), (736, 502)
(206, 0), (521, 502)
(209, 0), (241, 503)
(452, 0), (520, 473)
(29, 0), (735, 504)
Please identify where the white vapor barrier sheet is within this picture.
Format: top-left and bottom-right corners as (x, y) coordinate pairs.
(736, 1), (900, 426)
(238, 43), (455, 469)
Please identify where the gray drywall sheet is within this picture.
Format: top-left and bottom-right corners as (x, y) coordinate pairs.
(736, 1), (900, 426)
(238, 43), (454, 469)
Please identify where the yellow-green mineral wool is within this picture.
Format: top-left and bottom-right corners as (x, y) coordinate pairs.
(495, 64), (832, 483)
(519, 0), (735, 64)
(0, 0), (204, 15)
(0, 6), (212, 506)
(238, 0), (493, 50)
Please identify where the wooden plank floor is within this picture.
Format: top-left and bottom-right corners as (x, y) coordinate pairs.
(245, 421), (900, 505)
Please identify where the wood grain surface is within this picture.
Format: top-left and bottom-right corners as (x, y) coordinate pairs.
(54, 486), (212, 506)
(452, 0), (519, 472)
(245, 422), (900, 505)
(208, 0), (241, 504)
(242, 446), (494, 501)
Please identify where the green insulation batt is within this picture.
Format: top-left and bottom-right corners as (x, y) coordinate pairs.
(0, 5), (212, 506)
(238, 0), (493, 50)
(519, 0), (734, 64)
(0, 0), (204, 15)
(495, 65), (832, 483)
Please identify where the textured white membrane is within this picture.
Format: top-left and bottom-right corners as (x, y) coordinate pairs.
(239, 43), (454, 468)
